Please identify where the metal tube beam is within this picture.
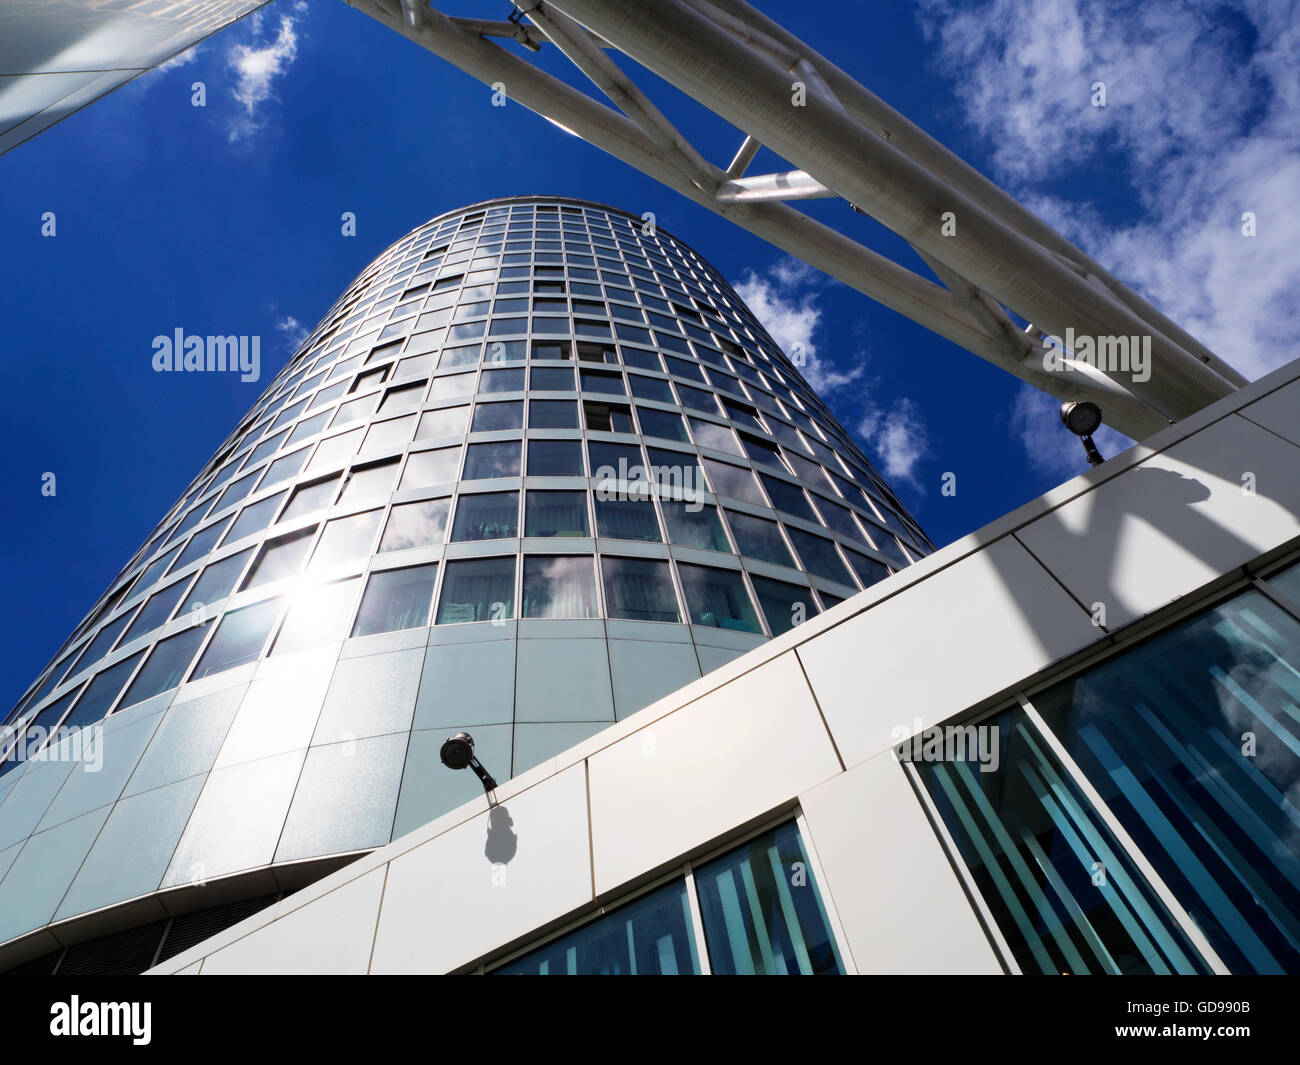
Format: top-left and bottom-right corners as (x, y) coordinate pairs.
(345, 0), (1170, 437)
(716, 170), (834, 203)
(725, 134), (761, 178)
(520, 2), (721, 193)
(694, 0), (1247, 389)
(547, 0), (1236, 419)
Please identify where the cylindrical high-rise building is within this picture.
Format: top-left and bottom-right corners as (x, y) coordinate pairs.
(0, 197), (931, 973)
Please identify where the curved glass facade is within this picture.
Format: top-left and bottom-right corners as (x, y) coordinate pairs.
(0, 197), (930, 958)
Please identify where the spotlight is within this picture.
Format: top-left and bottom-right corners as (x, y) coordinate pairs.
(440, 732), (499, 796)
(1059, 401), (1106, 467)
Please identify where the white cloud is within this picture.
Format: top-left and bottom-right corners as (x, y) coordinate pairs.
(735, 257), (932, 488)
(276, 315), (308, 350)
(916, 0), (1300, 385)
(225, 5), (307, 142)
(856, 398), (931, 488)
(733, 258), (864, 393)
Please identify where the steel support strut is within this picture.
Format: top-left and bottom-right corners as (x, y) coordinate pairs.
(344, 0), (1241, 440)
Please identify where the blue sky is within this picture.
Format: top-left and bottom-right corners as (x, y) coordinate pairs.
(1, 0), (1291, 705)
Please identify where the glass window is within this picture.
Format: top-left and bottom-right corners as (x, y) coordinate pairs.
(472, 401), (524, 432)
(636, 407), (688, 442)
(492, 878), (699, 975)
(677, 563), (760, 633)
(362, 414), (417, 452)
(695, 822), (845, 975)
(480, 368), (525, 392)
(416, 406), (469, 439)
(310, 509), (382, 569)
(580, 369), (625, 394)
(702, 458), (766, 505)
(1029, 588), (1300, 974)
(583, 401), (634, 433)
(527, 439), (584, 476)
(72, 611), (136, 671)
(401, 447), (461, 489)
(529, 399), (580, 428)
(61, 653), (145, 730)
(191, 597), (283, 680)
(815, 498), (866, 542)
(595, 497), (661, 542)
(750, 576), (818, 636)
(380, 499), (450, 552)
(601, 557), (679, 623)
(522, 555), (598, 619)
(341, 460), (399, 503)
(352, 565), (438, 636)
(785, 528), (854, 586)
(222, 491), (288, 546)
(530, 366), (574, 390)
(915, 707), (1212, 975)
(179, 548), (254, 617)
(689, 418), (742, 456)
(333, 394), (381, 427)
(726, 511), (794, 568)
(306, 428), (363, 472)
(428, 372), (476, 400)
(678, 384), (719, 415)
(171, 517), (234, 572)
(273, 578), (361, 655)
(842, 547), (889, 587)
(661, 500), (728, 552)
(451, 491), (519, 541)
(259, 447), (310, 489)
(241, 527), (317, 590)
(760, 476), (817, 522)
(281, 475), (340, 521)
(119, 625), (208, 709)
(464, 441), (521, 479)
(524, 490), (589, 538)
(119, 580), (190, 645)
(135, 544), (183, 591)
(436, 557), (516, 624)
(214, 470), (260, 512)
(627, 374), (674, 402)
(588, 441), (646, 484)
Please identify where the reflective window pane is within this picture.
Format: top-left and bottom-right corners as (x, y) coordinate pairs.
(677, 563), (760, 633)
(527, 439), (584, 476)
(62, 653), (145, 730)
(273, 578), (361, 654)
(352, 565), (438, 636)
(340, 460), (399, 504)
(522, 555), (598, 619)
(191, 598), (283, 680)
(493, 878), (699, 975)
(180, 548), (254, 617)
(661, 500), (728, 552)
(750, 576), (818, 637)
(695, 822), (845, 975)
(524, 490), (589, 538)
(451, 491), (519, 541)
(119, 625), (208, 709)
(595, 497), (660, 542)
(436, 557), (515, 624)
(380, 499), (450, 552)
(310, 509), (382, 569)
(241, 527), (317, 590)
(601, 557), (679, 623)
(464, 441), (521, 479)
(726, 511), (794, 568)
(785, 528), (854, 586)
